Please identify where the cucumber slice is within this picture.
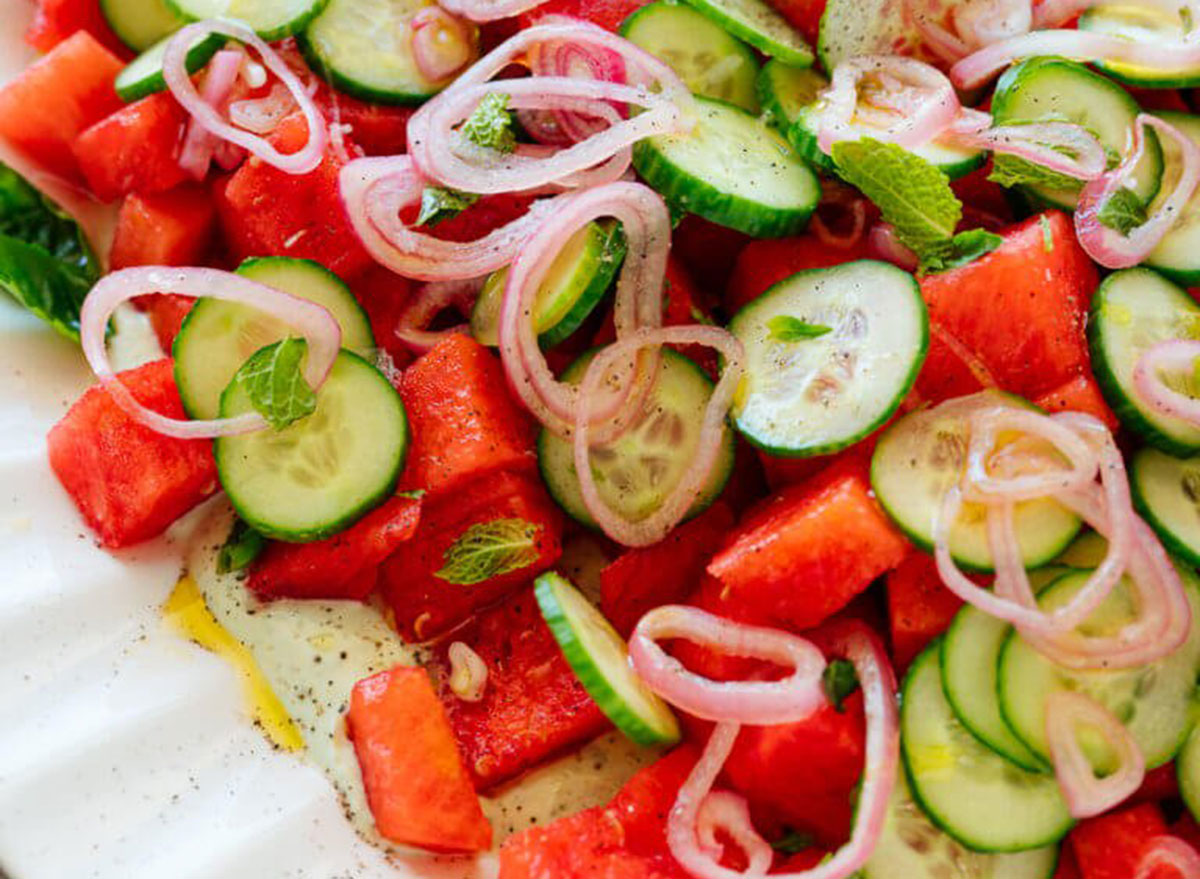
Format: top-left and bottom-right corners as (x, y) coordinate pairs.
(817, 0), (937, 72)
(863, 773), (1059, 879)
(1146, 111), (1200, 286)
(939, 568), (1072, 774)
(902, 643), (1074, 853)
(679, 0), (813, 66)
(215, 346), (409, 542)
(299, 0), (475, 105)
(729, 260), (928, 457)
(1132, 447), (1200, 568)
(174, 257), (375, 421)
(471, 221), (625, 349)
(756, 60), (826, 136)
(1180, 725), (1200, 823)
(1054, 531), (1110, 568)
(633, 96), (820, 238)
(1089, 267), (1200, 455)
(166, 0), (327, 39)
(998, 567), (1200, 770)
(790, 105), (985, 181)
(1079, 5), (1200, 87)
(871, 391), (1082, 571)
(991, 57), (1163, 211)
(101, 0), (183, 52)
(534, 571), (681, 747)
(538, 348), (736, 529)
(621, 1), (760, 112)
(114, 31), (226, 103)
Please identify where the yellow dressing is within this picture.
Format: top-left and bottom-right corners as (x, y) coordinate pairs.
(163, 577), (304, 752)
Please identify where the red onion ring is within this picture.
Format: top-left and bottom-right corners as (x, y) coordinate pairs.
(696, 791), (774, 875)
(867, 223), (920, 272)
(339, 154), (567, 282)
(950, 119), (1108, 181)
(411, 6), (476, 82)
(573, 325), (744, 547)
(528, 22), (629, 145)
(1135, 836), (1200, 879)
(1045, 690), (1145, 819)
(628, 605), (828, 725)
(80, 267), (342, 439)
(228, 83), (296, 135)
(1133, 339), (1200, 428)
(164, 20), (328, 176)
(812, 200), (868, 249)
(393, 277), (483, 354)
(178, 49), (243, 181)
(912, 0), (1032, 63)
(963, 407), (1100, 502)
(1077, 114), (1200, 269)
(437, 0), (548, 22)
(1031, 0), (1092, 28)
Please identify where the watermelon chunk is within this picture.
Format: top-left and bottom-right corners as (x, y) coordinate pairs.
(887, 551), (963, 671)
(26, 0), (129, 56)
(0, 32), (124, 181)
(380, 470), (562, 640)
(1069, 803), (1168, 879)
(766, 0), (825, 43)
(398, 333), (537, 495)
(348, 266), (415, 369)
(72, 92), (188, 202)
(706, 456), (909, 631)
(47, 359), (217, 548)
(428, 585), (610, 790)
(110, 185), (216, 270)
(725, 235), (872, 315)
(348, 665), (492, 853)
(518, 0), (654, 31)
(249, 495), (421, 602)
(1034, 373), (1119, 431)
(134, 295), (195, 355)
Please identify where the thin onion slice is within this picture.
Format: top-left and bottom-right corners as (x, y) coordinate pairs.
(867, 223), (919, 271)
(229, 82), (296, 135)
(573, 325), (743, 547)
(1135, 836), (1200, 879)
(1045, 690), (1145, 819)
(949, 119), (1107, 181)
(80, 267), (342, 439)
(528, 23), (629, 144)
(393, 278), (483, 354)
(339, 154), (566, 282)
(164, 20), (328, 176)
(628, 605), (828, 726)
(695, 791), (774, 875)
(411, 6), (476, 82)
(1076, 114), (1200, 269)
(437, 0), (548, 22)
(1134, 339), (1200, 428)
(178, 48), (243, 180)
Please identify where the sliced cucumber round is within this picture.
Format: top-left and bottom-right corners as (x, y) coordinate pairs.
(621, 1), (760, 113)
(1146, 111), (1200, 286)
(756, 60), (826, 138)
(114, 30), (227, 103)
(535, 571), (681, 747)
(816, 0), (931, 73)
(991, 57), (1163, 211)
(1180, 725), (1200, 823)
(871, 391), (1082, 571)
(1053, 530), (1110, 569)
(216, 346), (408, 542)
(729, 260), (927, 457)
(1079, 5), (1200, 87)
(471, 221), (624, 349)
(538, 348), (735, 529)
(679, 0), (813, 66)
(174, 257), (375, 421)
(790, 105), (985, 181)
(1132, 447), (1200, 568)
(940, 571), (1070, 774)
(101, 0), (183, 53)
(863, 772), (1059, 879)
(998, 567), (1200, 770)
(166, 0), (328, 39)
(902, 643), (1074, 853)
(1089, 267), (1200, 455)
(632, 95), (820, 238)
(300, 0), (475, 105)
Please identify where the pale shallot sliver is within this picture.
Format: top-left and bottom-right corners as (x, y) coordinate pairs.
(628, 605), (828, 725)
(228, 83), (296, 135)
(1135, 836), (1200, 879)
(164, 19), (328, 176)
(410, 6), (476, 82)
(393, 277), (484, 354)
(866, 223), (919, 272)
(1133, 339), (1200, 429)
(1045, 690), (1145, 819)
(695, 791), (774, 875)
(447, 641), (489, 702)
(80, 267), (342, 440)
(949, 120), (1108, 181)
(437, 0), (549, 22)
(178, 49), (243, 181)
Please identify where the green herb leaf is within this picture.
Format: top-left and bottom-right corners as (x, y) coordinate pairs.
(397, 489), (427, 500)
(417, 186), (480, 228)
(1097, 186), (1148, 236)
(218, 518), (265, 574)
(988, 153), (1085, 192)
(0, 163), (96, 276)
(771, 829), (816, 855)
(830, 138), (961, 272)
(462, 92), (517, 154)
(822, 659), (859, 712)
(924, 229), (1004, 274)
(1039, 214), (1054, 252)
(435, 517), (542, 585)
(767, 314), (833, 342)
(235, 338), (318, 431)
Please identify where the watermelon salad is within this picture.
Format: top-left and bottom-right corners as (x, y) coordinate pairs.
(9, 0), (1200, 873)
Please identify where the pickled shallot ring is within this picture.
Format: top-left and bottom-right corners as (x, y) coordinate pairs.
(1134, 835), (1200, 879)
(437, 0), (549, 22)
(963, 406), (1099, 502)
(1134, 339), (1200, 429)
(178, 48), (243, 180)
(393, 278), (484, 354)
(1045, 690), (1145, 818)
(949, 120), (1108, 181)
(695, 792), (774, 876)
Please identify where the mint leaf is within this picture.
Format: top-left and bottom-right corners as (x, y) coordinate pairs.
(772, 829), (816, 855)
(417, 186), (480, 228)
(822, 659), (859, 712)
(236, 338), (318, 431)
(831, 139), (961, 272)
(461, 92), (516, 153)
(924, 229), (1004, 273)
(988, 153), (1083, 192)
(1097, 186), (1148, 236)
(397, 489), (427, 500)
(768, 314), (832, 342)
(435, 518), (542, 585)
(218, 518), (265, 574)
